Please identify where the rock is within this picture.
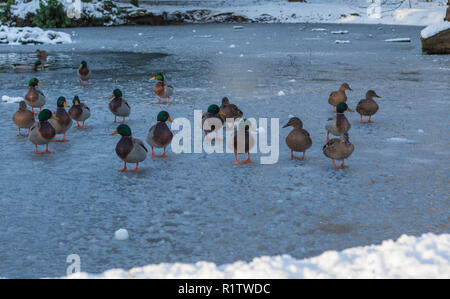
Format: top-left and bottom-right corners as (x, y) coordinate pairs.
(421, 28), (450, 55)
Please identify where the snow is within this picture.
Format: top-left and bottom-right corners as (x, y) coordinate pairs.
(278, 91), (285, 96)
(386, 137), (414, 143)
(421, 21), (450, 39)
(2, 96), (24, 103)
(114, 229), (129, 241)
(0, 26), (72, 45)
(66, 233), (450, 279)
(331, 30), (349, 35)
(335, 40), (350, 44)
(385, 38), (411, 42)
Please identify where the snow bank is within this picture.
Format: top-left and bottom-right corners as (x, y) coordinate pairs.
(0, 26), (72, 45)
(2, 95), (24, 103)
(66, 233), (450, 279)
(421, 21), (450, 39)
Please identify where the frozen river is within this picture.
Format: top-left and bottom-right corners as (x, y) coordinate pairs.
(0, 23), (449, 278)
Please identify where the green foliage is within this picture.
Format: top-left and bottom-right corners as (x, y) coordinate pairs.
(32, 0), (72, 28)
(0, 0), (15, 24)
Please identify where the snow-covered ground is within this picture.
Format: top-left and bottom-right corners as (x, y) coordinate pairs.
(5, 0), (449, 26)
(421, 20), (450, 39)
(0, 26), (72, 45)
(66, 233), (450, 278)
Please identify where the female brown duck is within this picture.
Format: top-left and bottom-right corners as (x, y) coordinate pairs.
(356, 90), (380, 123)
(13, 101), (35, 137)
(328, 83), (352, 112)
(283, 117), (312, 160)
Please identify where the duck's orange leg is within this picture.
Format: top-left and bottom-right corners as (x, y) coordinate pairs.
(332, 159), (340, 169)
(157, 97), (161, 104)
(17, 128), (28, 137)
(122, 117), (126, 123)
(45, 144), (54, 154)
(78, 78), (82, 86)
(232, 152), (240, 165)
(165, 97), (170, 104)
(113, 115), (117, 123)
(129, 163), (139, 173)
(118, 161), (127, 172)
(292, 150), (306, 160)
(368, 115), (373, 123)
(161, 146), (168, 158)
(326, 131), (330, 142)
(53, 132), (70, 142)
(242, 153), (252, 164)
(35, 144), (44, 154)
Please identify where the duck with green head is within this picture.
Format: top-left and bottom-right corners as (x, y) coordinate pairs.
(328, 83), (352, 112)
(283, 117), (312, 160)
(220, 97), (243, 129)
(149, 73), (174, 104)
(202, 104), (226, 141)
(13, 61), (43, 72)
(25, 78), (46, 115)
(228, 119), (257, 165)
(13, 101), (35, 137)
(29, 109), (59, 154)
(68, 95), (91, 129)
(323, 132), (354, 169)
(108, 89), (130, 123)
(78, 61), (91, 87)
(356, 90), (381, 123)
(146, 111), (174, 158)
(325, 102), (353, 142)
(111, 124), (148, 172)
(49, 97), (72, 142)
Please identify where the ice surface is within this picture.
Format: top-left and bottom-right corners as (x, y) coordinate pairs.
(66, 233), (450, 279)
(0, 24), (449, 278)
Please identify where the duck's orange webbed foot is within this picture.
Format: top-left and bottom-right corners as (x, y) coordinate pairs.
(34, 145), (44, 154)
(129, 164), (139, 173)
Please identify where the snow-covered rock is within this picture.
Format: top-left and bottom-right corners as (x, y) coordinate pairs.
(421, 21), (450, 54)
(0, 26), (72, 45)
(421, 21), (450, 39)
(2, 96), (24, 103)
(65, 233), (450, 279)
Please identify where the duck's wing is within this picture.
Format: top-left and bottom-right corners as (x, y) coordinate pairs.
(134, 138), (148, 152)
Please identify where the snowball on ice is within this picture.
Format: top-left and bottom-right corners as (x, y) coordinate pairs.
(229, 44), (236, 48)
(114, 229), (129, 241)
(312, 28), (327, 32)
(335, 40), (350, 44)
(331, 30), (349, 34)
(421, 21), (450, 39)
(278, 91), (286, 96)
(2, 96), (24, 103)
(65, 233), (450, 279)
(0, 26), (72, 45)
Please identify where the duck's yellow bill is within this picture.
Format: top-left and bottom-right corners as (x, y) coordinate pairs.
(219, 111), (226, 117)
(168, 117), (174, 123)
(110, 130), (118, 136)
(51, 116), (59, 121)
(64, 102), (69, 107)
(109, 95), (114, 99)
(149, 77), (156, 81)
(38, 82), (43, 86)
(347, 107), (354, 112)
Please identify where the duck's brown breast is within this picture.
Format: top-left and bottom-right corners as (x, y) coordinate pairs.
(39, 121), (56, 140)
(152, 122), (173, 146)
(154, 82), (165, 97)
(69, 105), (82, 120)
(116, 136), (133, 160)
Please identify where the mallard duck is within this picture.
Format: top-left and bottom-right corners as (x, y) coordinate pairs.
(29, 109), (59, 154)
(202, 104), (226, 141)
(12, 101), (35, 137)
(36, 49), (48, 61)
(111, 124), (148, 172)
(325, 102), (353, 142)
(323, 132), (354, 169)
(356, 90), (380, 123)
(25, 78), (46, 115)
(49, 96), (72, 142)
(220, 97), (243, 129)
(108, 89), (130, 123)
(146, 111), (174, 158)
(149, 73), (174, 104)
(68, 95), (91, 129)
(78, 61), (91, 87)
(13, 61), (42, 72)
(283, 117), (312, 160)
(228, 119), (256, 165)
(328, 83), (352, 111)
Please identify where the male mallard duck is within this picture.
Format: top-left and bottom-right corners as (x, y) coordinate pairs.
(323, 132), (354, 169)
(228, 119), (256, 165)
(29, 109), (59, 154)
(328, 83), (352, 111)
(49, 96), (72, 142)
(202, 104), (226, 141)
(325, 102), (353, 142)
(111, 124), (148, 172)
(12, 101), (35, 137)
(25, 78), (46, 115)
(108, 89), (130, 123)
(146, 111), (174, 158)
(36, 49), (48, 61)
(68, 95), (91, 129)
(220, 97), (243, 129)
(283, 117), (312, 160)
(78, 61), (91, 87)
(13, 61), (42, 72)
(149, 73), (174, 104)
(356, 90), (380, 123)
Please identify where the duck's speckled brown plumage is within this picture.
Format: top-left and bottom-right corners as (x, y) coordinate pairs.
(154, 81), (174, 98)
(69, 103), (90, 121)
(29, 121), (56, 145)
(284, 118), (312, 153)
(25, 86), (45, 108)
(231, 128), (255, 154)
(220, 97), (243, 120)
(328, 83), (352, 107)
(323, 133), (354, 161)
(78, 66), (91, 81)
(13, 102), (35, 129)
(356, 90), (380, 117)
